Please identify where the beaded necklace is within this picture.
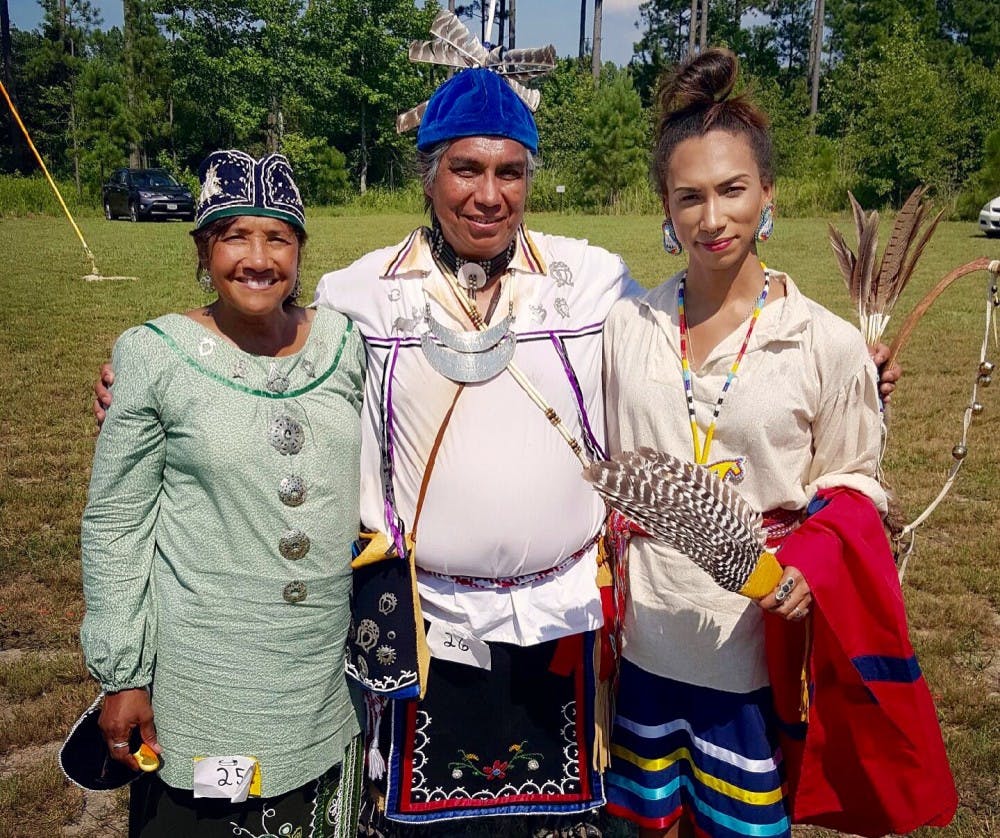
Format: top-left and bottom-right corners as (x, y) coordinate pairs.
(677, 270), (770, 464)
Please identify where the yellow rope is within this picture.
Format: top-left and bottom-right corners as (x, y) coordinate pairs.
(0, 77), (100, 275)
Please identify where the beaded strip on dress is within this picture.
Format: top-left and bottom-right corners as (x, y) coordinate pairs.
(678, 270), (770, 464)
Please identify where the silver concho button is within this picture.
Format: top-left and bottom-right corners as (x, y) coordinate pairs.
(278, 475), (307, 507)
(279, 529), (311, 560)
(282, 580), (307, 603)
(268, 415), (304, 455)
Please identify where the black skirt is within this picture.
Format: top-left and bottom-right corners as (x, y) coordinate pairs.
(128, 736), (363, 838)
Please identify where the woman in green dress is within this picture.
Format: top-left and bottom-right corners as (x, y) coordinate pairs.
(79, 150), (365, 837)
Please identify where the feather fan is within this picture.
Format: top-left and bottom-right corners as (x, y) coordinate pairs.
(396, 10), (556, 135)
(583, 448), (782, 598)
(829, 187), (943, 346)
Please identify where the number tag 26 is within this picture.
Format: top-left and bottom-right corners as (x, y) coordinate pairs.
(426, 621), (492, 670)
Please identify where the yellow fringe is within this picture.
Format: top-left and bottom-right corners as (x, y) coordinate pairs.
(592, 636), (611, 773)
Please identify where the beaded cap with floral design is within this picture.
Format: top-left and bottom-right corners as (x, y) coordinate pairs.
(194, 149), (305, 232)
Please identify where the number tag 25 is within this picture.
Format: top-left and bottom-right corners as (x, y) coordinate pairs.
(192, 755), (261, 801)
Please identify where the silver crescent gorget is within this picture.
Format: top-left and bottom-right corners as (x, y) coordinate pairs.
(421, 308), (516, 383)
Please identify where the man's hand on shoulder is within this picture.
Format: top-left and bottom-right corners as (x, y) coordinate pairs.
(870, 342), (901, 403)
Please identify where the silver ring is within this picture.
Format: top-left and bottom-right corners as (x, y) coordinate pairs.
(792, 608), (807, 620)
(111, 741), (130, 750)
(775, 577), (795, 602)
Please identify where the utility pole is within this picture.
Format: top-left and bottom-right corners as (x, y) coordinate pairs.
(688, 0), (697, 55)
(508, 0), (515, 48)
(699, 0), (708, 50)
(808, 0), (825, 123)
(579, 0), (586, 61)
(591, 0), (603, 81)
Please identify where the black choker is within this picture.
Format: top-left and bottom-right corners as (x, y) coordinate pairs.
(427, 222), (517, 283)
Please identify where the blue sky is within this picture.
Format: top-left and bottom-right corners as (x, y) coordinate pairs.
(8, 0), (646, 66)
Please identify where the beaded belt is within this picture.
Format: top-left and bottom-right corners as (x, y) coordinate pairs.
(418, 534), (600, 590)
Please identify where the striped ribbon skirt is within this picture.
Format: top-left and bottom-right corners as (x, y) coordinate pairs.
(605, 658), (790, 838)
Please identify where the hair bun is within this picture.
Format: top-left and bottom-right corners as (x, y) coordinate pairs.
(659, 48), (738, 117)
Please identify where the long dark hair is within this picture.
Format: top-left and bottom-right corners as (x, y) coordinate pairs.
(653, 48), (773, 196)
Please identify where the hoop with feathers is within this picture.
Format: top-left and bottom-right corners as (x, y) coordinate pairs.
(396, 10), (556, 134)
(828, 189), (999, 577)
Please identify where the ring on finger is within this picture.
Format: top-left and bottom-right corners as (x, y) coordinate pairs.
(791, 607), (808, 620)
(775, 577), (795, 602)
(111, 741), (130, 749)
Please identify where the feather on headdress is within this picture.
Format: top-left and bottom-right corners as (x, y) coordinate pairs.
(828, 187), (944, 346)
(396, 10), (556, 134)
(583, 448), (782, 598)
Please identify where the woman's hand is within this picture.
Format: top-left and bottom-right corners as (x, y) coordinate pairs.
(93, 363), (115, 429)
(98, 688), (161, 770)
(757, 566), (812, 622)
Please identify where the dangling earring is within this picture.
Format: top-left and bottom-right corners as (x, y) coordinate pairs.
(755, 203), (775, 242)
(197, 266), (215, 293)
(287, 271), (302, 304)
(661, 218), (683, 255)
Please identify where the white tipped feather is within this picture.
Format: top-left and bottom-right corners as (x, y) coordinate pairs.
(429, 10), (490, 65)
(408, 39), (475, 69)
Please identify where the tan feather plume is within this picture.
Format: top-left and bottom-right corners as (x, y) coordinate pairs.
(583, 449), (779, 595)
(829, 187), (941, 346)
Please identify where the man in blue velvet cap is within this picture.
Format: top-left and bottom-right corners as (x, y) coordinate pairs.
(316, 50), (637, 834)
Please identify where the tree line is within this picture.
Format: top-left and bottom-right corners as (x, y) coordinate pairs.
(1, 0), (998, 216)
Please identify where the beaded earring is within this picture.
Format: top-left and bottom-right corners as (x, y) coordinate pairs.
(662, 218), (683, 255)
(756, 203), (775, 242)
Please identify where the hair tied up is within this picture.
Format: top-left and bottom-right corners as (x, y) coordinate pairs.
(659, 48), (739, 115)
(652, 47), (774, 194)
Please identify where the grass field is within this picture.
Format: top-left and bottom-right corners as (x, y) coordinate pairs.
(1, 212), (998, 837)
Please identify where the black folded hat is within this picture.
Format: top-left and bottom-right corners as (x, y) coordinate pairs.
(59, 693), (143, 791)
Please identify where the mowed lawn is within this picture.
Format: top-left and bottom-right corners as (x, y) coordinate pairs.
(1, 212), (998, 837)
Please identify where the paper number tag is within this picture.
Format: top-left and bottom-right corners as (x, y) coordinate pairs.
(192, 755), (261, 801)
(426, 621), (492, 670)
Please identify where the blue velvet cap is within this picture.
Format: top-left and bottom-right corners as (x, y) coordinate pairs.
(417, 68), (538, 154)
(194, 150), (305, 231)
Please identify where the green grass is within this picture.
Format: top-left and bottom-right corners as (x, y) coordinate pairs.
(1, 213), (998, 836)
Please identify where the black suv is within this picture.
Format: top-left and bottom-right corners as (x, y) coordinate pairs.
(102, 168), (195, 222)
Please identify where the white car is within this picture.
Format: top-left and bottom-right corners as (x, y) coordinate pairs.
(979, 195), (1000, 238)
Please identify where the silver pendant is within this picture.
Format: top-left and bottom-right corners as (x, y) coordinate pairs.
(458, 263), (487, 300)
(268, 415), (304, 455)
(278, 475), (307, 506)
(279, 528), (311, 560)
(266, 361), (290, 393)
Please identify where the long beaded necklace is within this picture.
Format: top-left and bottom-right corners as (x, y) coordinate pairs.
(678, 270), (770, 464)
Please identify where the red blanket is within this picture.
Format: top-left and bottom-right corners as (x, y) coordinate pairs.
(765, 487), (957, 836)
